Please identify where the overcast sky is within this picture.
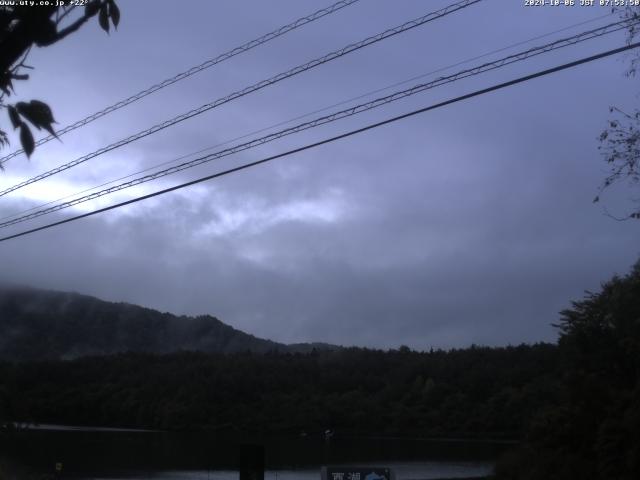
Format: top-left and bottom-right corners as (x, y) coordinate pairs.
(0, 0), (638, 349)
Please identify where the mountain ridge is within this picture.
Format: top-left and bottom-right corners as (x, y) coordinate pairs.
(0, 286), (339, 361)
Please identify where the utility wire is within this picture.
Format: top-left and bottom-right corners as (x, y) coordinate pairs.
(1, 17), (636, 229)
(1, 41), (638, 244)
(0, 0), (361, 165)
(0, 0), (483, 198)
(0, 10), (616, 225)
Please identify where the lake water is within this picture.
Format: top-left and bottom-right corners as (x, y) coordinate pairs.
(85, 461), (493, 480)
(1, 428), (508, 479)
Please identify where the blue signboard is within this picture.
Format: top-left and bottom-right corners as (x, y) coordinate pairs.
(321, 466), (394, 480)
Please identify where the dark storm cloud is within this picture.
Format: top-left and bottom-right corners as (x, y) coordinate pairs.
(0, 0), (638, 349)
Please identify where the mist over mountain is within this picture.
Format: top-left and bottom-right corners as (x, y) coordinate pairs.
(0, 286), (337, 361)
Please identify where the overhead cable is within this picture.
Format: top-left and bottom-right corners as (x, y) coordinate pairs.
(1, 17), (636, 229)
(0, 0), (483, 197)
(1, 41), (638, 244)
(0, 0), (361, 165)
(0, 10), (616, 225)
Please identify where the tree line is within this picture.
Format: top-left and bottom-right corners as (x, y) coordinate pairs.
(1, 261), (638, 479)
(0, 342), (560, 438)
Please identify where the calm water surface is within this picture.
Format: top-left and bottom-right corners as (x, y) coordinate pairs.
(2, 428), (508, 479)
(85, 461), (493, 480)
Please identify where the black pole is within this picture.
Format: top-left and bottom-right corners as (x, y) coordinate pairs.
(239, 444), (264, 480)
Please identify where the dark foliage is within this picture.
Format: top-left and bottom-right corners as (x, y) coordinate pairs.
(0, 286), (563, 440)
(0, 286), (329, 360)
(0, 343), (560, 437)
(496, 261), (640, 479)
(0, 1), (119, 158)
(2, 261), (638, 477)
(594, 6), (640, 219)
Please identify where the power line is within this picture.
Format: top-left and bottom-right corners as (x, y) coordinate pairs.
(0, 0), (361, 165)
(1, 17), (635, 229)
(0, 11), (617, 225)
(0, 0), (483, 198)
(1, 41), (637, 244)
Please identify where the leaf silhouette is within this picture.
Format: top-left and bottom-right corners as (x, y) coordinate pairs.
(28, 100), (56, 124)
(20, 124), (35, 157)
(7, 105), (21, 129)
(85, 0), (101, 17)
(108, 0), (120, 29)
(15, 100), (58, 137)
(16, 102), (40, 130)
(99, 4), (110, 33)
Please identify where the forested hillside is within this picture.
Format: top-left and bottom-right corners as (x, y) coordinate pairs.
(0, 287), (332, 360)
(496, 261), (640, 479)
(0, 344), (560, 437)
(1, 262), (638, 479)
